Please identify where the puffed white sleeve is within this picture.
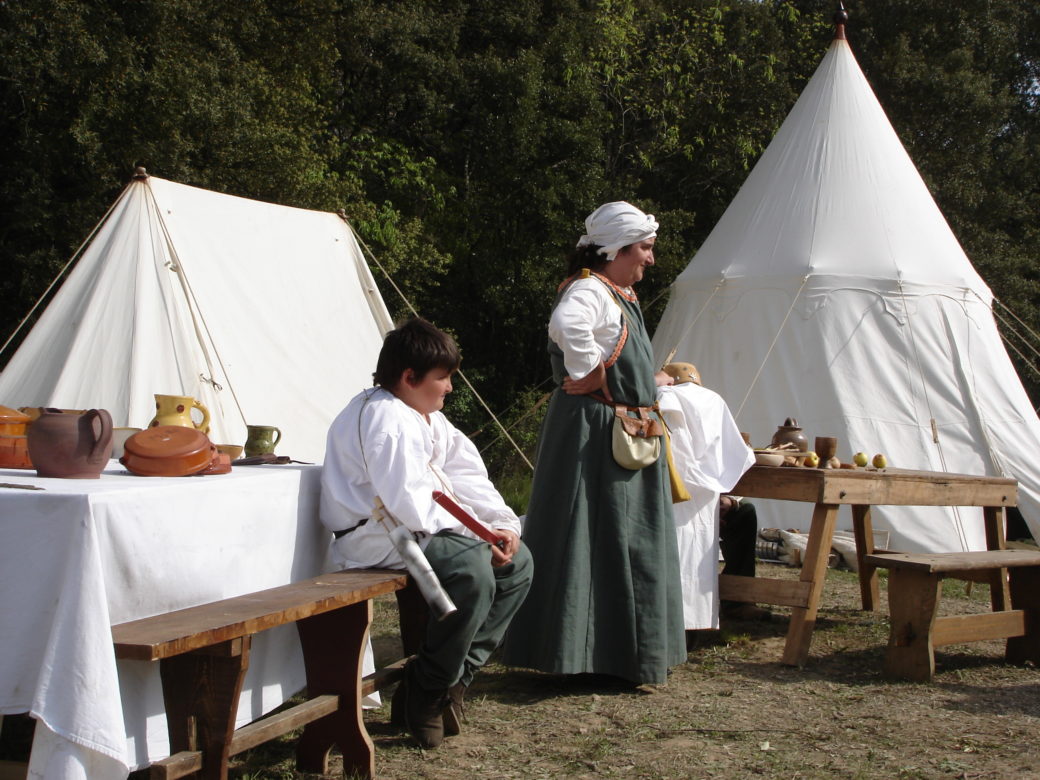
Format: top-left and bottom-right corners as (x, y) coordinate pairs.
(439, 419), (522, 536)
(548, 285), (610, 380)
(362, 415), (443, 536)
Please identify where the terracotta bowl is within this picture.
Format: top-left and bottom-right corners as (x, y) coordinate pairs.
(0, 435), (33, 469)
(121, 426), (216, 477)
(215, 444), (243, 461)
(194, 451), (232, 476)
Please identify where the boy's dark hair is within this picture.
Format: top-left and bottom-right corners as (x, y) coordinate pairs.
(373, 317), (461, 389)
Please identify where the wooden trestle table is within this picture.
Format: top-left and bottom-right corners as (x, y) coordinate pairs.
(718, 465), (1018, 667)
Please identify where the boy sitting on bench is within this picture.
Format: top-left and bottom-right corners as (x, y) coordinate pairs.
(320, 317), (533, 749)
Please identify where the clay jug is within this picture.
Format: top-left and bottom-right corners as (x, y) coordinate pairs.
(148, 394), (211, 434)
(770, 417), (809, 452)
(244, 424), (282, 457)
(27, 408), (113, 478)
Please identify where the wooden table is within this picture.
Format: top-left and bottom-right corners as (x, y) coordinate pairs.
(719, 465), (1018, 667)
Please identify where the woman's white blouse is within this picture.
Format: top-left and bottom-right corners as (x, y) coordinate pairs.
(548, 277), (625, 380)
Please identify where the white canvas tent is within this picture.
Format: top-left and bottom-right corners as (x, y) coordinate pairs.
(652, 29), (1040, 552)
(0, 173), (393, 462)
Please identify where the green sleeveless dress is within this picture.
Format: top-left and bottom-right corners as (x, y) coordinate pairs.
(503, 277), (686, 684)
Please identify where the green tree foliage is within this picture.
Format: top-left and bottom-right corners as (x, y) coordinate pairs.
(2, 0), (1038, 452)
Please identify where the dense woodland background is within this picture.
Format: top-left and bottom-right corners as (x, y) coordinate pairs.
(2, 0), (1038, 470)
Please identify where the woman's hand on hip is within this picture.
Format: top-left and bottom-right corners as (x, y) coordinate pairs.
(562, 362), (613, 401)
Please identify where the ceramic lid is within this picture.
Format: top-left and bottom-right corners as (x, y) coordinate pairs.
(121, 425), (215, 477)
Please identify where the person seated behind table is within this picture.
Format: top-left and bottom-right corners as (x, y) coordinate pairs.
(320, 317), (533, 749)
(657, 362), (770, 634)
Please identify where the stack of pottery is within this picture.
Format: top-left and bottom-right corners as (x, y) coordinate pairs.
(0, 405), (34, 469)
(121, 394), (229, 476)
(26, 408), (113, 478)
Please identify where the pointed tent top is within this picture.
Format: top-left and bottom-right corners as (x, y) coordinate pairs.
(834, 2), (848, 41)
(667, 16), (989, 299)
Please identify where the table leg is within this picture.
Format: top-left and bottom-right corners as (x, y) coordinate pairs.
(851, 504), (879, 611)
(159, 637), (250, 780)
(781, 502), (839, 667)
(295, 600), (374, 779)
(983, 507), (1010, 611)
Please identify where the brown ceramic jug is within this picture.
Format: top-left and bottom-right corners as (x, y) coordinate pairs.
(27, 408), (113, 478)
(770, 417), (809, 452)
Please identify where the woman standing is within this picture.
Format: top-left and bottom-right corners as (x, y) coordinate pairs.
(504, 202), (685, 685)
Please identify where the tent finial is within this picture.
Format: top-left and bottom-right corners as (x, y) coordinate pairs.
(834, 2), (848, 41)
(133, 167), (149, 180)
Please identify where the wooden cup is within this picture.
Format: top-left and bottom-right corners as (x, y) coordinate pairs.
(814, 436), (838, 466)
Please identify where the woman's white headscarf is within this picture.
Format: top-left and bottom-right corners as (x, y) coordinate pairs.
(576, 201), (658, 262)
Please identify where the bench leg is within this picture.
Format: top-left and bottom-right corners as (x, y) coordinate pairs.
(158, 637), (250, 780)
(395, 579), (430, 657)
(884, 569), (942, 682)
(296, 600), (374, 779)
(1007, 567), (1040, 664)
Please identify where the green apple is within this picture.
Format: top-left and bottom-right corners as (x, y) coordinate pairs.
(853, 451), (868, 467)
(872, 453), (888, 468)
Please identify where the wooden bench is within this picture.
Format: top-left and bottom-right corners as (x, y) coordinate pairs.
(864, 550), (1040, 681)
(112, 569), (408, 780)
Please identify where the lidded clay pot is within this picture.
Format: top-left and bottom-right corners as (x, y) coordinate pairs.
(770, 417), (809, 452)
(27, 408), (113, 478)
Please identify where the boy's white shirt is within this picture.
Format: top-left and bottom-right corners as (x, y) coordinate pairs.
(321, 387), (521, 570)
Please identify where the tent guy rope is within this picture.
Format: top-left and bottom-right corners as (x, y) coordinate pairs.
(338, 212), (534, 471)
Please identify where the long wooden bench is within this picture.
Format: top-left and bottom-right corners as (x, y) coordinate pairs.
(864, 550), (1040, 681)
(112, 569), (408, 780)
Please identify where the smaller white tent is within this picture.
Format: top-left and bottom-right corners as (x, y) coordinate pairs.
(0, 173), (393, 462)
(652, 29), (1040, 551)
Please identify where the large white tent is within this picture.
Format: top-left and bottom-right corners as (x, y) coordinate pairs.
(652, 28), (1040, 552)
(0, 172), (393, 462)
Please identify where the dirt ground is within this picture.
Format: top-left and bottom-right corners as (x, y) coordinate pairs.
(222, 561), (1040, 780)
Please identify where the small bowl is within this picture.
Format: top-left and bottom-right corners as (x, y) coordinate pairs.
(216, 444), (243, 461)
(754, 451), (785, 467)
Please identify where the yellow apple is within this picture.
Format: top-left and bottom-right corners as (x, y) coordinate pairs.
(853, 451), (868, 467)
(803, 452), (820, 468)
(872, 453), (888, 468)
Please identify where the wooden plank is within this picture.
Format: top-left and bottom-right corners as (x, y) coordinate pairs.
(731, 465), (1016, 507)
(113, 570), (407, 660)
(229, 695), (340, 756)
(865, 550), (1040, 574)
(151, 750), (202, 779)
(932, 611), (1028, 646)
(361, 656), (410, 698)
(718, 575), (811, 608)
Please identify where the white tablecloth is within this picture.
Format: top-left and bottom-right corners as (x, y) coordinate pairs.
(0, 462), (333, 778)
